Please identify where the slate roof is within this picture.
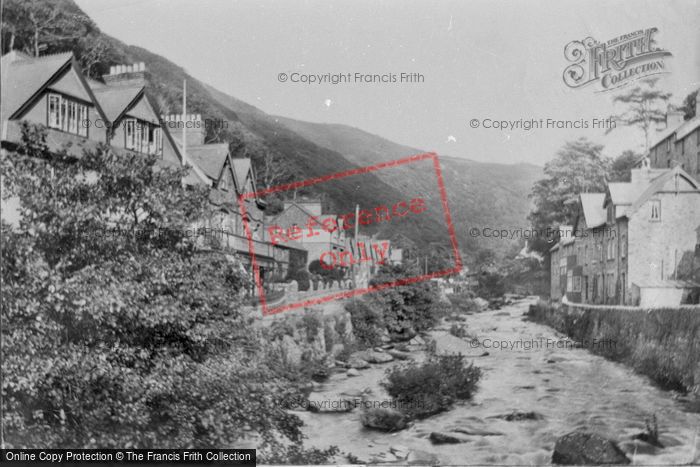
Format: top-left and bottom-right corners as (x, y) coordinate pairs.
(91, 85), (143, 122)
(650, 115), (700, 148)
(186, 144), (228, 181)
(607, 183), (644, 205)
(1, 51), (74, 119)
(579, 193), (606, 228)
(231, 158), (252, 189)
(628, 165), (700, 215)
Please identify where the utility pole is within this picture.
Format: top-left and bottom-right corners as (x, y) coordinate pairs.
(352, 204), (359, 290)
(182, 79), (187, 167)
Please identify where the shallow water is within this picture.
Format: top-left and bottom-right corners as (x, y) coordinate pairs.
(297, 299), (700, 465)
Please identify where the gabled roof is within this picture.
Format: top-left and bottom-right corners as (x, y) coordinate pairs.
(1, 51), (106, 123)
(628, 165), (700, 215)
(231, 158), (252, 189)
(676, 116), (700, 141)
(579, 193), (606, 228)
(91, 85), (143, 122)
(649, 126), (677, 150)
(186, 144), (228, 182)
(650, 115), (700, 149)
(607, 183), (643, 205)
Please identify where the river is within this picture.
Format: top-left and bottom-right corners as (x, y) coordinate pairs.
(295, 298), (700, 465)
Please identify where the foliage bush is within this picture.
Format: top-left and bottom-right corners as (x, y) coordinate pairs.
(477, 271), (506, 299)
(449, 324), (468, 338)
(345, 299), (384, 349)
(301, 311), (322, 344)
(447, 293), (477, 312)
(0, 125), (335, 461)
(382, 355), (482, 419)
(369, 265), (441, 340)
(287, 268), (310, 291)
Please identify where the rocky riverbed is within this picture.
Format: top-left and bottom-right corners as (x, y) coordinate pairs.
(295, 298), (700, 465)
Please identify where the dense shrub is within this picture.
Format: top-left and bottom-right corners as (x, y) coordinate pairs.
(477, 271), (506, 299)
(369, 265), (441, 340)
(449, 324), (468, 338)
(0, 125), (335, 461)
(301, 311), (322, 344)
(447, 293), (477, 312)
(345, 299), (384, 349)
(288, 268), (310, 291)
(382, 355), (482, 419)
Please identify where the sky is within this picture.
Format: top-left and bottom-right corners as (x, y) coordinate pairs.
(76, 0), (700, 166)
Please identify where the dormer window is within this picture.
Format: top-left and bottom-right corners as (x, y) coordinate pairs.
(125, 118), (162, 156)
(650, 199), (661, 221)
(47, 93), (88, 137)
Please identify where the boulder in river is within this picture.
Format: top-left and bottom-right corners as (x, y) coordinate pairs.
(493, 410), (544, 421)
(352, 350), (394, 364)
(360, 407), (408, 431)
(347, 357), (370, 369)
(388, 349), (412, 360)
(473, 297), (489, 311)
(390, 445), (409, 459)
(552, 431), (631, 465)
(453, 427), (504, 436)
(306, 393), (355, 413)
(346, 368), (360, 377)
(429, 431), (472, 444)
(406, 450), (440, 465)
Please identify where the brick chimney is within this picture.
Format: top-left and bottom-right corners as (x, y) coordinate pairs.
(162, 114), (206, 147)
(103, 62), (148, 87)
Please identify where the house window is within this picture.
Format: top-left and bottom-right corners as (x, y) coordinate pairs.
(605, 240), (616, 260)
(47, 93), (88, 137)
(681, 138), (686, 155)
(666, 138), (671, 152)
(573, 275), (582, 293)
(621, 235), (627, 258)
(124, 118), (163, 156)
(566, 270), (573, 292)
(650, 200), (661, 221)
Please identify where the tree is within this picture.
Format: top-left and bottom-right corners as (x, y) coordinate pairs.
(528, 138), (610, 254)
(609, 150), (641, 182)
(679, 89), (698, 121)
(0, 124), (335, 461)
(606, 78), (671, 151)
(2, 0), (85, 57)
(367, 264), (441, 340)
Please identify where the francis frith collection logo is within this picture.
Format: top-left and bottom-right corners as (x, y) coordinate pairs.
(563, 27), (672, 92)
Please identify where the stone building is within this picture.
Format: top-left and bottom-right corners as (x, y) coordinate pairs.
(551, 167), (700, 306)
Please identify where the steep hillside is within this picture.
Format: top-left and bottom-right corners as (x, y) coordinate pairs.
(265, 118), (542, 256)
(2, 0), (541, 257)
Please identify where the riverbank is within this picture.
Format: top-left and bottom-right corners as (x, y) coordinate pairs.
(527, 301), (700, 397)
(296, 298), (700, 465)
